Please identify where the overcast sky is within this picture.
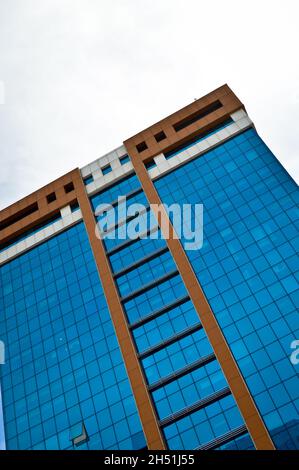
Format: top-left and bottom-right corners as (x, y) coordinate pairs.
(0, 0), (298, 211)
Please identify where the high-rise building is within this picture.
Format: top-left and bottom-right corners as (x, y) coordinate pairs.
(0, 85), (298, 450)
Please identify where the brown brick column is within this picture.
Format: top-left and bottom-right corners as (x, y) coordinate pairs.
(126, 156), (275, 450)
(73, 170), (166, 450)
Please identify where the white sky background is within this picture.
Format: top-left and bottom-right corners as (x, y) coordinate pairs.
(0, 0), (298, 210)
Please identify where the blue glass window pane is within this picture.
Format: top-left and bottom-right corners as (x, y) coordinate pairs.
(155, 128), (299, 449)
(0, 222), (145, 450)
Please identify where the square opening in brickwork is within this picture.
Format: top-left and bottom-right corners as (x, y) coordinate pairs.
(145, 159), (156, 170)
(83, 174), (94, 185)
(70, 201), (79, 212)
(136, 141), (148, 153)
(154, 130), (167, 143)
(46, 192), (56, 204)
(102, 164), (112, 175)
(64, 182), (74, 194)
(119, 154), (130, 165)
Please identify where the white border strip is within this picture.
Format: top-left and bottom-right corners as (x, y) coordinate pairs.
(81, 144), (134, 197)
(0, 206), (83, 266)
(147, 110), (253, 180)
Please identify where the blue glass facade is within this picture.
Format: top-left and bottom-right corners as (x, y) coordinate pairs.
(0, 222), (145, 450)
(155, 128), (299, 449)
(163, 395), (247, 450)
(1, 116), (297, 451)
(90, 173), (254, 450)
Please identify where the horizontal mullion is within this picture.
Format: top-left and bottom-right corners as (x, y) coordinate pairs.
(148, 353), (216, 392)
(197, 424), (248, 451)
(138, 324), (202, 360)
(120, 269), (179, 303)
(129, 295), (190, 330)
(113, 246), (168, 279)
(100, 204), (150, 236)
(159, 387), (231, 428)
(94, 187), (143, 209)
(105, 225), (159, 256)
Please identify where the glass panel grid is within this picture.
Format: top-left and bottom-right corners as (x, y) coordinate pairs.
(0, 222), (145, 450)
(155, 128), (299, 449)
(163, 395), (245, 450)
(116, 250), (176, 298)
(152, 359), (228, 420)
(133, 300), (200, 353)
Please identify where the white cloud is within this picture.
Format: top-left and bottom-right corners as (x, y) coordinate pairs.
(0, 0), (298, 209)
